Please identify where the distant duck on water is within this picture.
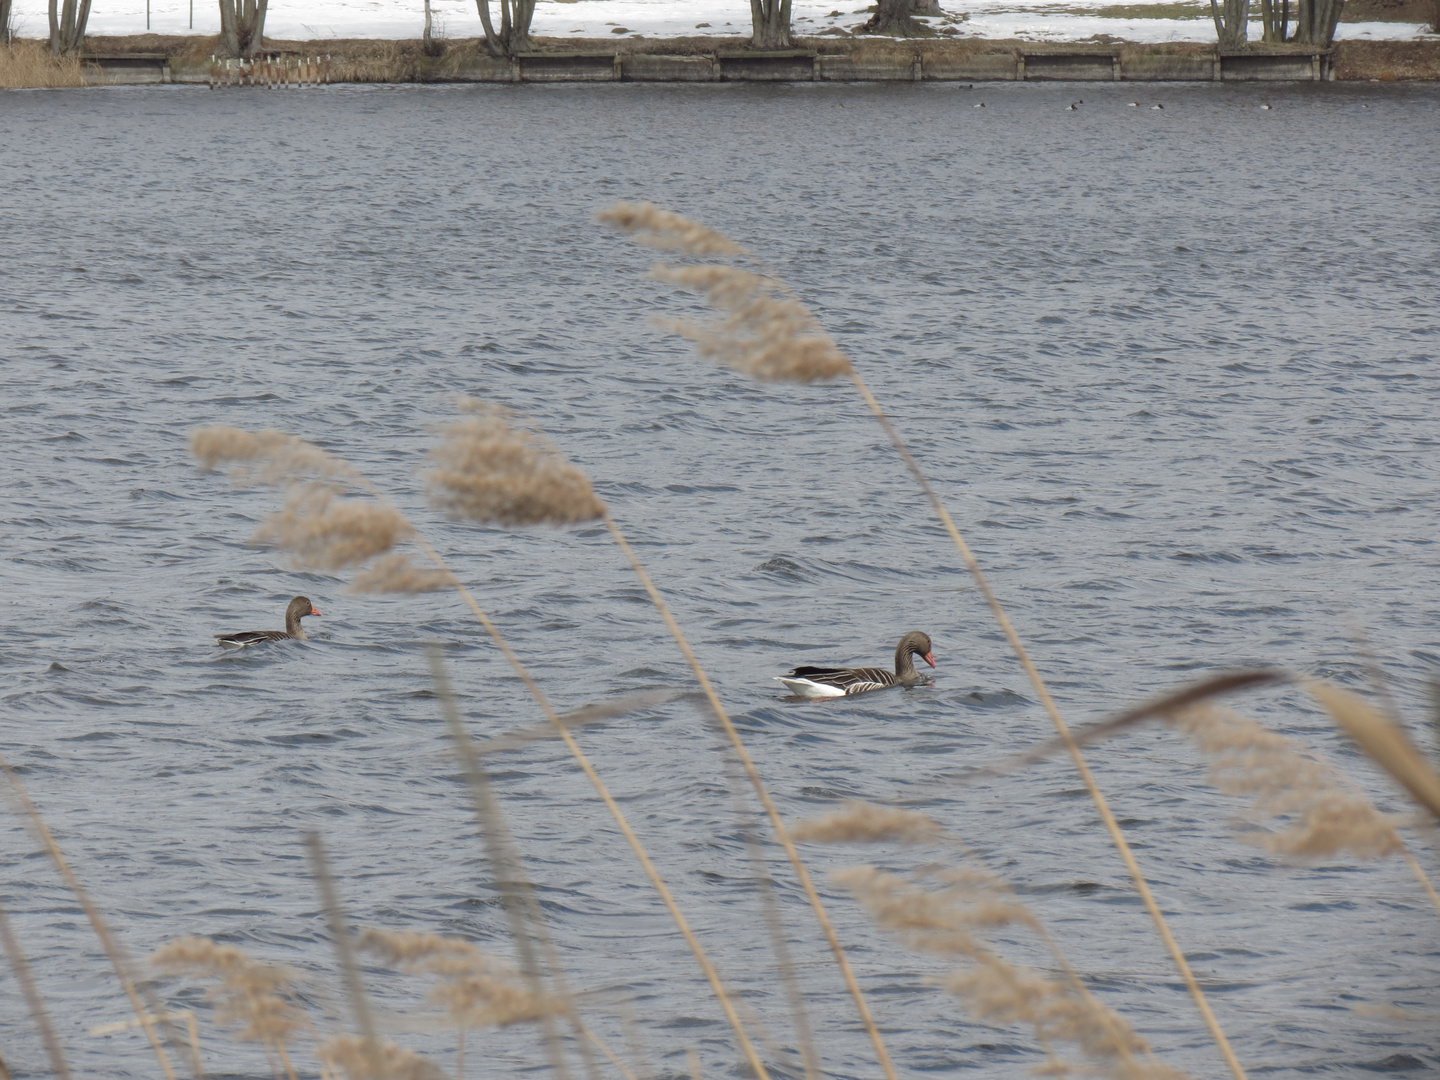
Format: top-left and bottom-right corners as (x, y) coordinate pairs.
(775, 631), (935, 698)
(215, 596), (321, 647)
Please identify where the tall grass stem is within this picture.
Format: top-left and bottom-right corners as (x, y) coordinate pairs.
(839, 372), (1248, 1080)
(0, 754), (188, 1080)
(304, 832), (389, 1080)
(0, 895), (72, 1079)
(602, 512), (897, 1080)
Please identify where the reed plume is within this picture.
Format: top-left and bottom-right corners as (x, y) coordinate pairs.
(358, 929), (554, 1029)
(150, 937), (307, 1080)
(254, 484), (413, 572)
(195, 422), (772, 1079)
(319, 1036), (450, 1080)
(600, 202), (1248, 1080)
(596, 201), (747, 258)
(349, 553), (454, 594)
(792, 802), (943, 845)
(1174, 704), (1402, 860)
(426, 401), (604, 527)
(835, 867), (1187, 1080)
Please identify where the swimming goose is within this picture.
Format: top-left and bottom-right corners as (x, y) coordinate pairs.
(775, 631), (935, 698)
(215, 596), (321, 646)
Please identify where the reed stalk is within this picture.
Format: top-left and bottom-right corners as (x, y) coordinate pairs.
(425, 646), (579, 1080)
(598, 200), (1248, 1080)
(0, 752), (191, 1080)
(192, 423), (770, 1080)
(0, 894), (72, 1080)
(603, 513), (895, 1080)
(304, 832), (389, 1080)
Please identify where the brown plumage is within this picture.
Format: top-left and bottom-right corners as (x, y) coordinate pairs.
(215, 596), (321, 647)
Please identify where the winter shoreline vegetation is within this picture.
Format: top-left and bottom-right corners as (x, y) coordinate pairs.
(2, 203), (1439, 1080)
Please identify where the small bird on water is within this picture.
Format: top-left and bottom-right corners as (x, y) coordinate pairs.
(775, 631), (936, 698)
(1260, 102), (1272, 109)
(215, 596), (321, 647)
(1151, 103), (1164, 109)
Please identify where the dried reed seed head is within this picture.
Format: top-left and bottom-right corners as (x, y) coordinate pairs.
(149, 936), (308, 1045)
(792, 801), (943, 844)
(319, 1036), (451, 1080)
(190, 426), (359, 486)
(1172, 704), (1402, 860)
(596, 201), (747, 258)
(358, 927), (555, 1029)
(651, 263), (853, 383)
(347, 553), (453, 594)
(425, 401), (604, 527)
(835, 870), (1178, 1078)
(252, 482), (412, 571)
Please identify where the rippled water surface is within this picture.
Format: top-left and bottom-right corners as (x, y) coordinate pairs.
(3, 80), (1439, 1078)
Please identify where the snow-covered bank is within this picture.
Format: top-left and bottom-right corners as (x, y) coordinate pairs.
(8, 0), (1436, 45)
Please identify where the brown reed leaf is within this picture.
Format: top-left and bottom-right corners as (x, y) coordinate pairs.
(1173, 704), (1402, 860)
(252, 483), (412, 571)
(596, 202), (747, 258)
(347, 553), (453, 594)
(357, 929), (555, 1029)
(835, 867), (1186, 1080)
(190, 426), (360, 486)
(793, 801), (943, 845)
(1303, 680), (1440, 823)
(651, 264), (853, 384)
(425, 401), (603, 528)
(318, 1035), (450, 1080)
(150, 936), (308, 1047)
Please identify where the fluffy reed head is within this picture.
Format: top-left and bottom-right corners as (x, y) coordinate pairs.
(358, 928), (555, 1029)
(1173, 704), (1402, 860)
(190, 426), (359, 486)
(598, 201), (854, 384)
(318, 1036), (450, 1080)
(835, 868), (1184, 1079)
(650, 264), (854, 384)
(149, 936), (307, 1046)
(793, 801), (943, 845)
(596, 201), (747, 258)
(347, 553), (453, 594)
(253, 482), (412, 571)
(425, 400), (604, 528)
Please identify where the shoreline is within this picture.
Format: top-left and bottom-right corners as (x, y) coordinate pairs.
(10, 33), (1440, 83)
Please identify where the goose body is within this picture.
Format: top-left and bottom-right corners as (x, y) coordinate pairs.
(216, 596), (321, 647)
(775, 631), (935, 699)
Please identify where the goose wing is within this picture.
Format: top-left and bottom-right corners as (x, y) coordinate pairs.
(215, 630), (289, 647)
(785, 666), (896, 696)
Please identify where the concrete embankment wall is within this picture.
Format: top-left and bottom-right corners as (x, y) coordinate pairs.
(76, 36), (1439, 85)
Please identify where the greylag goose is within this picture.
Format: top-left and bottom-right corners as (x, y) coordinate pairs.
(215, 596), (321, 647)
(775, 631), (935, 698)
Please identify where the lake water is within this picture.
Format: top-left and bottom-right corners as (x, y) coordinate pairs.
(2, 79), (1439, 1079)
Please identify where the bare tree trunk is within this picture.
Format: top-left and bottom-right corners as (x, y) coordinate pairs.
(216, 0), (266, 56)
(749, 0), (792, 48)
(1258, 0), (1288, 39)
(48, 0), (90, 52)
(475, 0), (534, 56)
(423, 0), (441, 55)
(1291, 0), (1343, 43)
(863, 0), (938, 35)
(1209, 0), (1248, 47)
(1, 0), (14, 45)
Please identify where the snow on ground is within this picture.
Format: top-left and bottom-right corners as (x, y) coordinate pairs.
(7, 0), (1435, 45)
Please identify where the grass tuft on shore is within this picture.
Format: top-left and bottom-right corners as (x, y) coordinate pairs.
(0, 39), (91, 88)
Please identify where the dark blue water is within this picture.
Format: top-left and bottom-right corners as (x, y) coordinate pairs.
(2, 79), (1438, 1079)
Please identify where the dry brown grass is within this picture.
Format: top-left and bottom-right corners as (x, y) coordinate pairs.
(601, 202), (1249, 1080)
(150, 936), (307, 1079)
(792, 801), (944, 845)
(319, 1035), (451, 1080)
(358, 929), (555, 1029)
(1174, 704), (1403, 860)
(836, 867), (1188, 1080)
(0, 39), (90, 87)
